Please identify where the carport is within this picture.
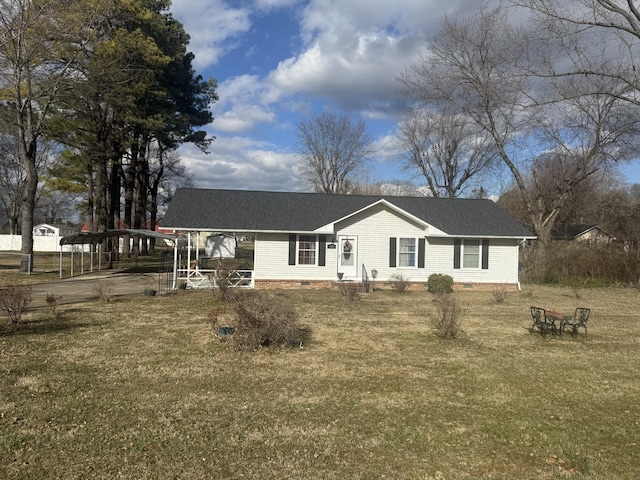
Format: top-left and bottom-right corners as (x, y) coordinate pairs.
(59, 229), (179, 287)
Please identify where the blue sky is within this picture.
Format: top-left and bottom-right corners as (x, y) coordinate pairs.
(169, 0), (640, 194)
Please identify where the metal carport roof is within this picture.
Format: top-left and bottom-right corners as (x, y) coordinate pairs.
(60, 229), (176, 246)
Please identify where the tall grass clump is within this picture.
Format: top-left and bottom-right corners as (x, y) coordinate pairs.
(45, 293), (62, 321)
(336, 281), (361, 301)
(431, 293), (464, 339)
(0, 281), (33, 325)
(492, 284), (508, 304)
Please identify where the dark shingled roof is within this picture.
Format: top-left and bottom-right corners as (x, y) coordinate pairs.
(161, 188), (535, 238)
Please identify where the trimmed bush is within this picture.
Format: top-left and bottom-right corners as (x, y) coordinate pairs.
(428, 274), (453, 294)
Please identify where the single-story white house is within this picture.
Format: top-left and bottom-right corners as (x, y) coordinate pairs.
(161, 188), (536, 290)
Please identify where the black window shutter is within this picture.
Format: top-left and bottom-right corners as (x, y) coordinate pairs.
(389, 237), (397, 267)
(418, 238), (425, 268)
(318, 235), (326, 266)
(482, 239), (489, 269)
(288, 234), (296, 265)
(453, 239), (461, 269)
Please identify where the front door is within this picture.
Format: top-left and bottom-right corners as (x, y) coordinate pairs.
(337, 235), (358, 280)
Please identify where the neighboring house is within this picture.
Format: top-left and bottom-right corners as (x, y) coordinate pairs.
(161, 188), (536, 290)
(33, 223), (76, 237)
(552, 224), (615, 244)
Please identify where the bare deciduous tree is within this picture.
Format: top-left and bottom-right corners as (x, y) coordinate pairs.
(511, 0), (640, 103)
(398, 5), (640, 245)
(397, 109), (498, 198)
(297, 112), (374, 194)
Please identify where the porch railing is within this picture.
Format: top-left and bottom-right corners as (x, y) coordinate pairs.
(176, 268), (254, 289)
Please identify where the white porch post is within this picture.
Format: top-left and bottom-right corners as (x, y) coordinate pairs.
(172, 238), (178, 289)
(187, 232), (192, 273)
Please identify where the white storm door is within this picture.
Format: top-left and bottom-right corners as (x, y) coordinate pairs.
(338, 236), (358, 279)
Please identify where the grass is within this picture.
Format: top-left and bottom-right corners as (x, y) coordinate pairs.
(0, 284), (639, 479)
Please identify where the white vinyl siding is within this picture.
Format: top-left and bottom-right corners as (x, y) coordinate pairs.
(254, 233), (336, 280)
(336, 203), (426, 279)
(253, 204), (523, 286)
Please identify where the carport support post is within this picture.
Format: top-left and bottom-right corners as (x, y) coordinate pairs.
(59, 244), (63, 279)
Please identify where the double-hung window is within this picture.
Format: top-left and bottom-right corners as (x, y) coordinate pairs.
(389, 237), (425, 268)
(454, 238), (489, 270)
(398, 238), (416, 267)
(463, 239), (480, 268)
(297, 235), (317, 265)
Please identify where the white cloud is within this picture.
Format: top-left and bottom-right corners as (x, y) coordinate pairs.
(178, 137), (305, 192)
(253, 0), (301, 11)
(169, 0), (493, 192)
(170, 0), (251, 70)
(212, 75), (280, 133)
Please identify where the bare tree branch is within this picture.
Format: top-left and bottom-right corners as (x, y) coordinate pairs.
(297, 112), (374, 194)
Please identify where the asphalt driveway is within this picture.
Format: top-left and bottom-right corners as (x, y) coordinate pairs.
(26, 270), (163, 311)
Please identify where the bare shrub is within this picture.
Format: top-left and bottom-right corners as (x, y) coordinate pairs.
(214, 266), (238, 302)
(45, 293), (62, 321)
(492, 284), (508, 304)
(232, 293), (309, 350)
(93, 281), (113, 303)
(0, 282), (33, 325)
(337, 281), (361, 301)
(389, 274), (410, 293)
(431, 293), (464, 339)
(209, 306), (235, 341)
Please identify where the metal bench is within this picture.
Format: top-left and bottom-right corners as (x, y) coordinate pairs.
(529, 306), (558, 335)
(560, 307), (590, 336)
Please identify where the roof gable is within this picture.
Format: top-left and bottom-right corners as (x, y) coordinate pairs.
(161, 188), (535, 238)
